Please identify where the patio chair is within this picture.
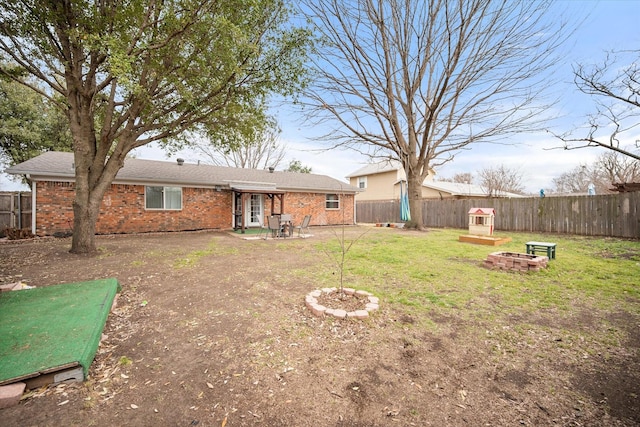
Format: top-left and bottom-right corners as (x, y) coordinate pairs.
(296, 214), (312, 237)
(267, 215), (282, 239)
(280, 214), (293, 237)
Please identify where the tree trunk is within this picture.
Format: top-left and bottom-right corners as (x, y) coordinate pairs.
(69, 151), (125, 254)
(68, 138), (125, 254)
(69, 150), (102, 254)
(70, 195), (99, 254)
(407, 172), (425, 230)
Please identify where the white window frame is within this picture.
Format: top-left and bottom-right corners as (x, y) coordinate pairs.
(145, 186), (183, 210)
(325, 193), (340, 210)
(357, 176), (367, 189)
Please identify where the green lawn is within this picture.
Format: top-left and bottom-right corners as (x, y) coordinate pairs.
(311, 228), (640, 323)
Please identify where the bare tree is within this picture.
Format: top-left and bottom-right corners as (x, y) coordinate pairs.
(597, 151), (640, 185)
(191, 124), (286, 170)
(439, 173), (474, 184)
(555, 50), (640, 161)
(478, 164), (525, 197)
(552, 151), (640, 194)
(552, 164), (603, 194)
(301, 0), (573, 228)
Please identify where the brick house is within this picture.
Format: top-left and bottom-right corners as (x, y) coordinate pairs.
(6, 151), (359, 236)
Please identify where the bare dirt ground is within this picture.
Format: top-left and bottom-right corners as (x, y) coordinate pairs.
(0, 228), (638, 427)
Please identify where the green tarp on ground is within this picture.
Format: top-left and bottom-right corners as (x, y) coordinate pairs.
(0, 278), (120, 385)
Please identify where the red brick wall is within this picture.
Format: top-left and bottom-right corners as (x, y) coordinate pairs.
(33, 182), (355, 236)
(265, 192), (355, 226)
(97, 185), (232, 234)
(34, 181), (231, 236)
(36, 182), (75, 235)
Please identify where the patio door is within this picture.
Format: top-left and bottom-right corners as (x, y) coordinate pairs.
(245, 194), (263, 227)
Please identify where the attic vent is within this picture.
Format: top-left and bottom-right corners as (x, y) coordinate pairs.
(177, 158), (184, 166)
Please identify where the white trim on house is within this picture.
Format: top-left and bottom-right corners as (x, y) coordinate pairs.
(31, 178), (36, 235)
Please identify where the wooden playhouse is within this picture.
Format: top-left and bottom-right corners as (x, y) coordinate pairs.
(459, 207), (511, 245)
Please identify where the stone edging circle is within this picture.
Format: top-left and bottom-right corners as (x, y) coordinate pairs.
(305, 287), (379, 319)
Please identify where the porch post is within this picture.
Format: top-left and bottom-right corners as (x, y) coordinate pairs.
(241, 193), (246, 233)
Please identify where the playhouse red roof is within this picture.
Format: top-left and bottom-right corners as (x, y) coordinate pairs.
(468, 208), (495, 215)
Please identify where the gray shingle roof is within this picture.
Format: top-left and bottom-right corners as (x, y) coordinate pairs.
(425, 181), (524, 198)
(6, 151), (359, 193)
(345, 160), (402, 178)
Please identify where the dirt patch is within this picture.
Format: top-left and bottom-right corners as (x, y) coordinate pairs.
(315, 290), (370, 313)
(0, 228), (638, 426)
(598, 249), (640, 261)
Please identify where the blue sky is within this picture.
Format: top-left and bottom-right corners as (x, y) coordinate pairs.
(272, 0), (640, 193)
(2, 0), (639, 193)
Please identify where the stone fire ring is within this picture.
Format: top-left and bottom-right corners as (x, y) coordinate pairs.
(305, 287), (379, 319)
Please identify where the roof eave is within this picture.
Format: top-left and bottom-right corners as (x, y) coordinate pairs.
(13, 172), (359, 194)
(18, 172), (230, 189)
(280, 185), (359, 194)
(12, 172), (75, 181)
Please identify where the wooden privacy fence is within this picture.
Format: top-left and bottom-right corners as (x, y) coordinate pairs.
(0, 192), (32, 237)
(356, 192), (640, 238)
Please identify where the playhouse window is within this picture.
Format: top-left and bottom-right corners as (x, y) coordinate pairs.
(145, 186), (182, 210)
(475, 216), (485, 225)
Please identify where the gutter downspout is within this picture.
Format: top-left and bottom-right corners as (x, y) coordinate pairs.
(29, 175), (36, 235)
(353, 193), (357, 225)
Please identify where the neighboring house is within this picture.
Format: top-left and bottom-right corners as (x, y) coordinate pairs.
(421, 181), (523, 199)
(346, 160), (434, 201)
(346, 160), (523, 200)
(6, 151), (359, 236)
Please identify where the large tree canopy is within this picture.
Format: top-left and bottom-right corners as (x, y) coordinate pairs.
(301, 0), (573, 228)
(0, 0), (310, 253)
(0, 77), (72, 171)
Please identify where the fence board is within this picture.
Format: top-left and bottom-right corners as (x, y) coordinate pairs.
(356, 192), (640, 239)
(0, 192), (32, 237)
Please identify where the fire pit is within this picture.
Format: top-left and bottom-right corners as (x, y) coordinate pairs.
(482, 251), (548, 272)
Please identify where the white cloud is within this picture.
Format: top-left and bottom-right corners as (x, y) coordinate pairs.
(279, 138), (367, 182)
(435, 133), (604, 193)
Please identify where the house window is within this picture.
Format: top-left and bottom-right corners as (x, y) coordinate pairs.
(475, 216), (484, 225)
(145, 186), (182, 210)
(357, 176), (367, 189)
(325, 193), (339, 209)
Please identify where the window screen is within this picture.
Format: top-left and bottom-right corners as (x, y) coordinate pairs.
(145, 186), (182, 210)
